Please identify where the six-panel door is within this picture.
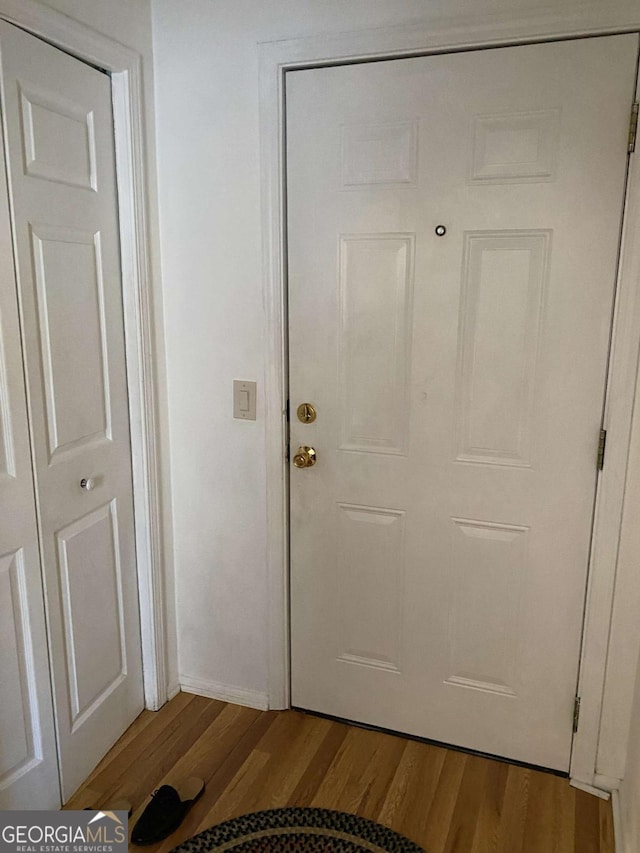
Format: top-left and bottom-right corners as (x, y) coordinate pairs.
(288, 34), (639, 771)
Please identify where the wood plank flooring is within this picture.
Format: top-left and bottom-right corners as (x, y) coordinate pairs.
(65, 693), (615, 853)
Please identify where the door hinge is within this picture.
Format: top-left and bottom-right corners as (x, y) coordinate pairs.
(597, 428), (607, 471)
(629, 102), (639, 154)
(573, 696), (581, 734)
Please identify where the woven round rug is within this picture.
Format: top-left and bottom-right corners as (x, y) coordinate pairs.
(169, 807), (425, 852)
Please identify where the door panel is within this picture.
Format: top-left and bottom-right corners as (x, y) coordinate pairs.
(339, 234), (414, 454)
(456, 230), (548, 467)
(447, 517), (528, 696)
(0, 20), (144, 800)
(335, 503), (405, 673)
(19, 83), (98, 190)
(288, 35), (639, 771)
(0, 553), (33, 777)
(56, 502), (126, 730)
(0, 546), (59, 809)
(31, 226), (111, 457)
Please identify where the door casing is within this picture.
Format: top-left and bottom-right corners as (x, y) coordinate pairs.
(0, 0), (168, 711)
(259, 3), (640, 792)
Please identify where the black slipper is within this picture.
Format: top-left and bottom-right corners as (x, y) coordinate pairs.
(130, 778), (205, 845)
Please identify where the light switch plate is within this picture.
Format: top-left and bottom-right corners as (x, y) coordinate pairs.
(233, 380), (257, 420)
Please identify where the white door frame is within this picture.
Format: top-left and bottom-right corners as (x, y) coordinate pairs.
(259, 1), (640, 789)
(0, 0), (167, 710)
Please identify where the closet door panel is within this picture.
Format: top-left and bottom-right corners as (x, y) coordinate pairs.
(0, 20), (144, 801)
(0, 134), (59, 809)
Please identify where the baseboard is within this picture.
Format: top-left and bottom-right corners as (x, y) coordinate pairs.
(612, 789), (623, 853)
(179, 675), (269, 711)
(569, 779), (611, 800)
(167, 679), (181, 701)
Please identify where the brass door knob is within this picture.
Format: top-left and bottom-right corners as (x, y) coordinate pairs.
(293, 446), (317, 468)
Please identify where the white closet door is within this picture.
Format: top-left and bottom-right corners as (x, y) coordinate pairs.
(288, 34), (638, 771)
(0, 21), (144, 800)
(0, 125), (59, 811)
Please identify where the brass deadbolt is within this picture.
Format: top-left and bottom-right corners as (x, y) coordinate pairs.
(296, 402), (317, 424)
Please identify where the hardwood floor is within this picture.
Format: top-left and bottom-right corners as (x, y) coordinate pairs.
(66, 693), (615, 852)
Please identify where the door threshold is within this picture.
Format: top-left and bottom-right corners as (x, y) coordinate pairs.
(292, 706), (568, 778)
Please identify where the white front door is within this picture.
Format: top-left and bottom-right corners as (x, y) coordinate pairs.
(0, 21), (144, 800)
(288, 34), (638, 771)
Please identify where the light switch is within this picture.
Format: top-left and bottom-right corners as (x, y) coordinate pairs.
(233, 380), (256, 420)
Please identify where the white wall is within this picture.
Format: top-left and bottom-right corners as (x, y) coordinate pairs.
(152, 0), (640, 703)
